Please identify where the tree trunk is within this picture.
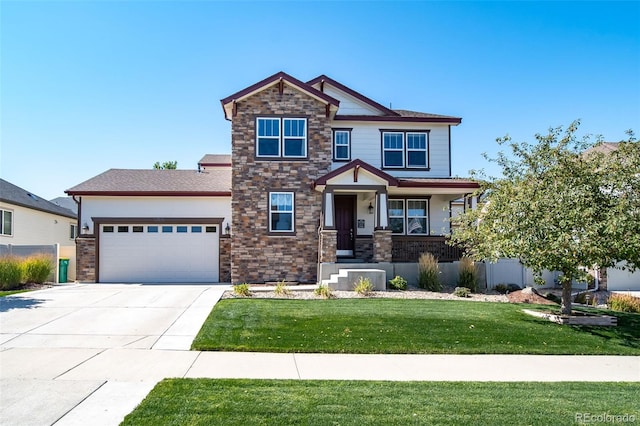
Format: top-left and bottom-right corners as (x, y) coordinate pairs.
(599, 268), (608, 291)
(560, 280), (572, 316)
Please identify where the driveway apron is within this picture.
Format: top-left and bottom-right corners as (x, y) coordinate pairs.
(0, 283), (227, 426)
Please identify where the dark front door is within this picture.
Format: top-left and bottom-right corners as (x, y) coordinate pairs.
(335, 195), (355, 255)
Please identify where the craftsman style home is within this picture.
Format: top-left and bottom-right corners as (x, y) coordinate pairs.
(67, 72), (478, 284)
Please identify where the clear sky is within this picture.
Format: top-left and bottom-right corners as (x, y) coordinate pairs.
(1, 1), (639, 200)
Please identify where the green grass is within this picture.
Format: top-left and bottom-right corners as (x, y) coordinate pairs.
(122, 379), (640, 426)
(192, 299), (640, 354)
(0, 289), (31, 297)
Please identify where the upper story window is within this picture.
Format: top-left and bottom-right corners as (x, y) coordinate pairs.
(388, 199), (429, 235)
(1, 209), (13, 236)
(381, 130), (430, 169)
(269, 192), (295, 233)
(333, 129), (351, 161)
(257, 117), (307, 158)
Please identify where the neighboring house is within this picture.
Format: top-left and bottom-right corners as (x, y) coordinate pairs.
(0, 179), (77, 246)
(50, 196), (79, 215)
(68, 71), (479, 284)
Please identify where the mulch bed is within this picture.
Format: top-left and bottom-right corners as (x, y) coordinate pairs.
(506, 290), (558, 305)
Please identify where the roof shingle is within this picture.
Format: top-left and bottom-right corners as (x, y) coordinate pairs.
(1, 179), (77, 218)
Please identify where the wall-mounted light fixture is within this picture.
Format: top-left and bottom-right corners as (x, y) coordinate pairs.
(81, 222), (90, 234)
(368, 202), (374, 215)
(225, 223), (231, 235)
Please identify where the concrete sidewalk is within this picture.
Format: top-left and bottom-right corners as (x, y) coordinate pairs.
(1, 284), (638, 426)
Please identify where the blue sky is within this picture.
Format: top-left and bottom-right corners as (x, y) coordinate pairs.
(2, 1), (639, 200)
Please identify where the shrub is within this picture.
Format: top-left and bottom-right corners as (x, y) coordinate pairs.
(453, 287), (471, 298)
(495, 284), (508, 294)
(274, 280), (291, 297)
(506, 283), (521, 292)
(457, 257), (477, 292)
(0, 256), (23, 290)
(418, 252), (441, 291)
(22, 254), (53, 284)
(314, 284), (334, 299)
(354, 276), (374, 296)
(388, 275), (407, 291)
(542, 292), (562, 304)
(608, 293), (640, 313)
(233, 283), (252, 297)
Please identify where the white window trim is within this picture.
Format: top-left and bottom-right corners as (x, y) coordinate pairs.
(382, 132), (405, 168)
(269, 191), (295, 233)
(333, 129), (351, 161)
(256, 117), (307, 159)
(406, 133), (428, 169)
(388, 199), (405, 234)
(389, 198), (430, 235)
(1, 209), (13, 236)
(406, 199), (429, 235)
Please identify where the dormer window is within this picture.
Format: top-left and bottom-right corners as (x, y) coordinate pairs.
(256, 117), (307, 159)
(381, 130), (430, 169)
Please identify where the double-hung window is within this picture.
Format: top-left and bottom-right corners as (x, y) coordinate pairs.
(269, 192), (294, 233)
(382, 130), (429, 169)
(388, 199), (429, 235)
(333, 129), (351, 161)
(1, 209), (12, 236)
(257, 117), (307, 158)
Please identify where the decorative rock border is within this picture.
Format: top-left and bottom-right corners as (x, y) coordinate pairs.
(522, 309), (617, 326)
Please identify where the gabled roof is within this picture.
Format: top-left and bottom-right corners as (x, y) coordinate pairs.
(66, 169), (231, 196)
(583, 142), (619, 156)
(198, 154), (232, 167)
(314, 159), (399, 187)
(307, 74), (399, 117)
(221, 71), (340, 120)
(50, 197), (78, 214)
(0, 179), (77, 219)
(308, 75), (461, 124)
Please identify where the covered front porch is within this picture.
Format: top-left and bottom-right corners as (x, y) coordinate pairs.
(313, 160), (479, 273)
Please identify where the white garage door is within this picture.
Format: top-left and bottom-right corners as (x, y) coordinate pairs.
(99, 223), (219, 283)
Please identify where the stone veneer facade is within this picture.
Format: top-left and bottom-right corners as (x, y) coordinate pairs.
(219, 235), (231, 282)
(75, 236), (96, 282)
(230, 84), (332, 284)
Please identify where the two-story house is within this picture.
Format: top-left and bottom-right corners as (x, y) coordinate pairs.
(67, 71), (478, 284)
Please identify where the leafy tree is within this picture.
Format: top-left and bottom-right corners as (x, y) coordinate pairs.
(153, 161), (178, 169)
(450, 121), (639, 315)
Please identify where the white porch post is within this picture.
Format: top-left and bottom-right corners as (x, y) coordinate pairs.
(324, 191), (334, 228)
(377, 192), (388, 229)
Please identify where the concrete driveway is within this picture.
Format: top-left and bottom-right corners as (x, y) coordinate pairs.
(0, 283), (228, 426)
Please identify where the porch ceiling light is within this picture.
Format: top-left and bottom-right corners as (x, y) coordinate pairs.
(368, 202), (374, 215)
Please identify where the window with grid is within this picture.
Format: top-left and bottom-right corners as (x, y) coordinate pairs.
(388, 200), (405, 234)
(256, 117), (307, 158)
(333, 129), (351, 161)
(383, 132), (404, 168)
(269, 192), (294, 232)
(381, 130), (429, 169)
(407, 200), (428, 234)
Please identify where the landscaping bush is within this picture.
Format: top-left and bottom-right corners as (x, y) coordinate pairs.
(418, 253), (441, 291)
(453, 287), (471, 298)
(274, 280), (291, 297)
(457, 257), (477, 292)
(608, 293), (640, 313)
(388, 275), (407, 291)
(354, 276), (374, 296)
(506, 283), (521, 292)
(314, 284), (334, 299)
(495, 284), (508, 294)
(0, 256), (23, 290)
(542, 292), (562, 304)
(233, 283), (252, 297)
(22, 254), (53, 284)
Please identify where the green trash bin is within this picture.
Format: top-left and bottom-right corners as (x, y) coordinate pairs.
(59, 258), (69, 283)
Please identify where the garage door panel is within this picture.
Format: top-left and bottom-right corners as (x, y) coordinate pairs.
(99, 224), (219, 283)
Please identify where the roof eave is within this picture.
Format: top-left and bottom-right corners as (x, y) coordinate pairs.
(64, 191), (232, 197)
(334, 115), (462, 124)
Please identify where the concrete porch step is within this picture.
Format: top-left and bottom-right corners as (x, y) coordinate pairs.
(321, 269), (386, 291)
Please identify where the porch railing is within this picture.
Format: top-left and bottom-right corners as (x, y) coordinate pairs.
(391, 236), (464, 262)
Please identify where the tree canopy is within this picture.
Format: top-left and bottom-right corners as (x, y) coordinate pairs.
(450, 121), (639, 314)
(153, 161), (178, 170)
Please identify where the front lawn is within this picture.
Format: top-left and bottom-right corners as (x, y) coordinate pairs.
(122, 379), (640, 426)
(192, 299), (640, 354)
(0, 289), (31, 297)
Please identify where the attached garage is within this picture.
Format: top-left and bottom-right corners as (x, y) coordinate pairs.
(98, 221), (220, 283)
(66, 167), (232, 284)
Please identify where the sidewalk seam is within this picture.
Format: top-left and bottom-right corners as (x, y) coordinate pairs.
(51, 380), (108, 425)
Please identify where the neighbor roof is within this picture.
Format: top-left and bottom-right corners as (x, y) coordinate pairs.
(584, 142), (619, 155)
(198, 154), (232, 166)
(1, 179), (77, 219)
(65, 169), (231, 196)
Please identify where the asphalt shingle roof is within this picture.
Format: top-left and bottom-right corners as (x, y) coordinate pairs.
(65, 169), (231, 195)
(198, 154), (232, 165)
(0, 179), (77, 218)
